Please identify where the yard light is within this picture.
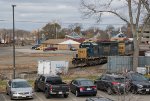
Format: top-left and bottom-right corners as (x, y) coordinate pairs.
(12, 5), (16, 79)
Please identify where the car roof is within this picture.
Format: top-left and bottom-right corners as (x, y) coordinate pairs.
(127, 71), (138, 74)
(127, 71), (144, 76)
(105, 73), (124, 78)
(75, 78), (91, 81)
(11, 79), (27, 82)
(46, 46), (56, 48)
(40, 74), (60, 78)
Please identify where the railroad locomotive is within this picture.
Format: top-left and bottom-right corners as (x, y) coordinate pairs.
(72, 41), (133, 67)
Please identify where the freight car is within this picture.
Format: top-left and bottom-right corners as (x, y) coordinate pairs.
(118, 41), (134, 55)
(72, 41), (133, 67)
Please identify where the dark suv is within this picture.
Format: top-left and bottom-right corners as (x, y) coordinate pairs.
(125, 72), (150, 94)
(94, 73), (129, 95)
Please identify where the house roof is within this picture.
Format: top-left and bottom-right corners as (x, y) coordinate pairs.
(65, 32), (83, 39)
(58, 39), (80, 45)
(42, 39), (68, 44)
(65, 32), (85, 43)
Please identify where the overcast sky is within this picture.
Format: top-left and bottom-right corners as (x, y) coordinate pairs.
(0, 0), (128, 31)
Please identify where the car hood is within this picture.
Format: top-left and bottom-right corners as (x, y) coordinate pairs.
(133, 81), (150, 86)
(11, 87), (33, 92)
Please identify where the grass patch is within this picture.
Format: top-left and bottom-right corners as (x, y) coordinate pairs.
(28, 80), (35, 87)
(0, 80), (6, 85)
(61, 75), (98, 83)
(0, 80), (7, 92)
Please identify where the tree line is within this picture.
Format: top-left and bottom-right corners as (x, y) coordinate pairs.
(0, 22), (145, 46)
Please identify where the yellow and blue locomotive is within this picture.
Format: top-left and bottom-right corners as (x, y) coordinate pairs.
(72, 41), (133, 67)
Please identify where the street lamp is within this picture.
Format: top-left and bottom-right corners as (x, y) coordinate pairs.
(12, 5), (16, 79)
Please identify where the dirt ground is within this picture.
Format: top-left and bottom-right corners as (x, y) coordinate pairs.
(0, 46), (107, 92)
(0, 46), (106, 79)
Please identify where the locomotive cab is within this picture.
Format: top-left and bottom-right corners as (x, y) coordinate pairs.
(72, 41), (107, 67)
(79, 42), (99, 57)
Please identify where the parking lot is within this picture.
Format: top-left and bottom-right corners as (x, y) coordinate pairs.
(0, 90), (150, 101)
(0, 47), (150, 101)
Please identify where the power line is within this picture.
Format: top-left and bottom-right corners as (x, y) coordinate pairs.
(0, 20), (6, 21)
(0, 19), (148, 26)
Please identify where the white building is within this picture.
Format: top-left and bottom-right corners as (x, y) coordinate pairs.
(141, 25), (150, 44)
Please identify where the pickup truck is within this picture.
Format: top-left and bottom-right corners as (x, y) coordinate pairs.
(34, 74), (69, 98)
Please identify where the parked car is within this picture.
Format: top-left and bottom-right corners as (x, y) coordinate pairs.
(31, 44), (40, 49)
(70, 47), (77, 51)
(6, 79), (34, 100)
(125, 71), (150, 94)
(43, 47), (57, 51)
(86, 97), (114, 101)
(70, 78), (97, 97)
(34, 74), (69, 98)
(94, 73), (129, 95)
(35, 46), (41, 50)
(35, 46), (47, 50)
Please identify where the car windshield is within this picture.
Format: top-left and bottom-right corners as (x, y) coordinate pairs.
(131, 73), (148, 81)
(91, 42), (98, 46)
(46, 77), (62, 84)
(114, 78), (125, 83)
(79, 80), (94, 86)
(12, 81), (30, 88)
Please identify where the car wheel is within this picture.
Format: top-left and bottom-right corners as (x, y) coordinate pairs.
(107, 87), (113, 95)
(64, 94), (68, 98)
(6, 88), (8, 95)
(141, 91), (146, 95)
(34, 84), (40, 92)
(10, 93), (13, 100)
(75, 90), (79, 97)
(6, 91), (8, 95)
(93, 93), (97, 96)
(45, 90), (50, 99)
(131, 88), (137, 94)
(95, 83), (99, 90)
(70, 89), (73, 93)
(124, 89), (129, 95)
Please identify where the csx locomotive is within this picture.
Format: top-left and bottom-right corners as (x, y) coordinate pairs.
(72, 41), (133, 67)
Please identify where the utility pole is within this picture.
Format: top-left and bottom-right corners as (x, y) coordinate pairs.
(56, 26), (57, 39)
(37, 29), (40, 44)
(12, 5), (16, 79)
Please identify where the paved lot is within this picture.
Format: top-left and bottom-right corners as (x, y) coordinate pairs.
(1, 46), (150, 101)
(0, 46), (75, 66)
(0, 91), (150, 101)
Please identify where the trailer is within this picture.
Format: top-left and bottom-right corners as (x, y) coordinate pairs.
(38, 60), (69, 75)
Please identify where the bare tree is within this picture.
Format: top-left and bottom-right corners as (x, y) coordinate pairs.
(42, 22), (61, 39)
(80, 0), (150, 70)
(141, 0), (150, 13)
(68, 23), (82, 34)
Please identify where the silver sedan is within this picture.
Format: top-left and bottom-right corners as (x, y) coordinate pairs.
(6, 79), (34, 100)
